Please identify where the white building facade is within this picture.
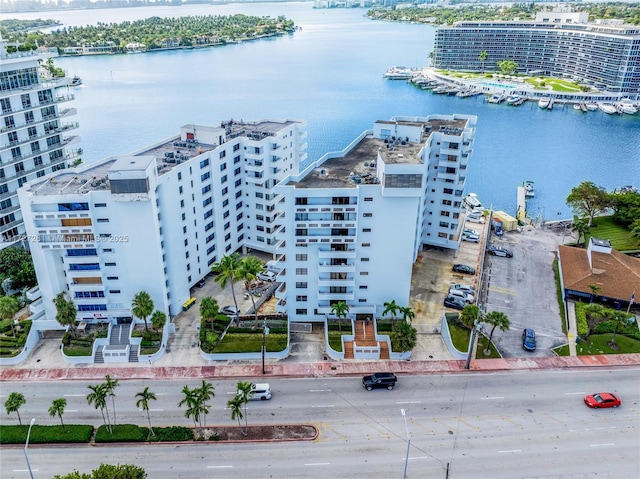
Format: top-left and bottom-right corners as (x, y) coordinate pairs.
(18, 120), (307, 322)
(273, 114), (477, 322)
(1, 41), (79, 248)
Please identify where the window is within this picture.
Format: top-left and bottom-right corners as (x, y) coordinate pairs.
(97, 218), (109, 223)
(219, 151), (226, 159)
(360, 271), (369, 276)
(384, 174), (422, 188)
(442, 199), (452, 206)
(104, 262), (116, 267)
(221, 174), (227, 183)
(200, 159), (210, 168)
(201, 172), (210, 181)
(364, 197), (373, 202)
(296, 254), (307, 261)
(332, 197), (349, 205)
(359, 285), (368, 290)
(361, 258), (370, 262)
(295, 268), (308, 275)
(296, 309), (308, 315)
(295, 197), (307, 205)
(203, 197), (212, 207)
(222, 187), (228, 195)
(202, 185), (211, 194)
(362, 228), (371, 233)
(233, 143), (240, 151)
(296, 295), (307, 302)
(363, 213), (372, 218)
(106, 276), (119, 280)
(440, 211), (451, 217)
(296, 282), (308, 289)
(58, 203), (89, 211)
(78, 304), (107, 312)
(362, 243), (370, 247)
(109, 290), (120, 294)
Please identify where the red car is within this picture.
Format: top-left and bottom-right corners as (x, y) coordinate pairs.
(584, 392), (621, 408)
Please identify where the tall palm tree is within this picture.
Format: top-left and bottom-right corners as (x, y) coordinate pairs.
(238, 255), (264, 323)
(609, 310), (631, 347)
(150, 311), (167, 332)
(197, 380), (215, 427)
(4, 392), (26, 425)
(178, 385), (207, 428)
(87, 383), (111, 433)
(0, 296), (20, 336)
(236, 381), (253, 431)
(135, 386), (157, 437)
(53, 292), (77, 338)
(478, 50), (488, 72)
(227, 395), (247, 436)
(104, 374), (119, 426)
(49, 398), (67, 430)
(199, 296), (219, 333)
(132, 291), (154, 332)
(211, 253), (242, 325)
(330, 301), (349, 333)
(382, 300), (400, 321)
(482, 311), (510, 354)
(399, 306), (415, 323)
(460, 304), (480, 339)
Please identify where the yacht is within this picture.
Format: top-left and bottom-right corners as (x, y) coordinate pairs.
(616, 100), (638, 115)
(506, 94), (521, 104)
(383, 67), (414, 80)
(463, 193), (482, 210)
(586, 102), (599, 111)
(538, 97), (551, 108)
(597, 102), (617, 115)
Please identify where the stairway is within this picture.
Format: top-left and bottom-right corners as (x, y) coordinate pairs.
(354, 320), (377, 347)
(128, 346), (139, 363)
(94, 345), (104, 364)
(343, 341), (354, 359)
(110, 324), (130, 345)
(379, 341), (390, 360)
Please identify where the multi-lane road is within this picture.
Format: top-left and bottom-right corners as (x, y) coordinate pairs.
(2, 368), (639, 478)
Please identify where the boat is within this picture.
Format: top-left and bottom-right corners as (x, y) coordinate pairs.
(580, 102), (588, 112)
(463, 193), (482, 209)
(512, 97), (525, 106)
(524, 181), (535, 198)
(70, 75), (82, 86)
(433, 86), (449, 94)
(538, 97), (550, 108)
(616, 100), (638, 115)
(573, 103), (582, 111)
(488, 92), (506, 103)
(446, 87), (459, 95)
(383, 66), (414, 80)
(597, 102), (617, 115)
(506, 94), (521, 104)
(586, 102), (598, 111)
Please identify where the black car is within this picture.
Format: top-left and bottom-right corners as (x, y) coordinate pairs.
(452, 263), (476, 275)
(522, 328), (536, 351)
(362, 372), (397, 391)
(444, 295), (467, 310)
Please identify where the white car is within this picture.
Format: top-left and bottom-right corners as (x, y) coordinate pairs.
(467, 215), (485, 224)
(448, 288), (474, 303)
(462, 233), (480, 243)
(450, 283), (475, 294)
(257, 271), (277, 282)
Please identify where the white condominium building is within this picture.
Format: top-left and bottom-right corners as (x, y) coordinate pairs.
(433, 15), (640, 95)
(18, 120), (307, 322)
(1, 41), (79, 248)
(273, 114), (476, 322)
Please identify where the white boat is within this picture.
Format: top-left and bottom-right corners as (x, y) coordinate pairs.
(573, 103), (582, 110)
(506, 94), (521, 104)
(70, 75), (82, 86)
(463, 193), (482, 209)
(586, 102), (598, 111)
(616, 100), (638, 115)
(597, 102), (617, 114)
(488, 92), (506, 103)
(383, 67), (414, 80)
(524, 180), (535, 197)
(538, 97), (550, 108)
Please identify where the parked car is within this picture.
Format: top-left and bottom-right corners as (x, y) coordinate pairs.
(257, 271), (277, 282)
(221, 305), (239, 317)
(243, 383), (272, 401)
(462, 233), (480, 243)
(488, 245), (513, 257)
(463, 228), (479, 237)
(466, 216), (485, 224)
(448, 288), (474, 303)
(444, 295), (467, 310)
(584, 392), (621, 409)
(522, 328), (536, 351)
(453, 264), (476, 275)
(362, 372), (397, 391)
(450, 283), (475, 294)
(196, 279), (206, 288)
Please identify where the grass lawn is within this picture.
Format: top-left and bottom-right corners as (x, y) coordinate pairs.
(212, 333), (287, 353)
(585, 216), (640, 251)
(576, 333), (640, 355)
(447, 323), (501, 358)
(327, 331), (345, 352)
(554, 344), (570, 356)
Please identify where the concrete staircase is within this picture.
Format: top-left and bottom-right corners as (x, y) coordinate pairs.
(110, 324), (130, 346)
(343, 320), (391, 360)
(94, 345), (104, 364)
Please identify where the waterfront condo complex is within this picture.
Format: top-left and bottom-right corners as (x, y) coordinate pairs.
(18, 114), (475, 328)
(1, 42), (79, 248)
(433, 10), (640, 96)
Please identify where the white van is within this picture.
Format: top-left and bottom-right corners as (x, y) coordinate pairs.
(245, 383), (272, 401)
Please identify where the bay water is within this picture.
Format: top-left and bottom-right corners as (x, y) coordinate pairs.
(6, 2), (639, 218)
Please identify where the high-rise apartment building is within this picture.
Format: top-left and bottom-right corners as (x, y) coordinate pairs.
(1, 41), (79, 248)
(18, 121), (307, 321)
(273, 114), (477, 322)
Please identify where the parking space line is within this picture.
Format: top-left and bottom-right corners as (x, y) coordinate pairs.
(488, 286), (517, 295)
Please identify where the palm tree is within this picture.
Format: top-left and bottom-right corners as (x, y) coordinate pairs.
(227, 395), (247, 436)
(460, 304), (480, 338)
(197, 380), (215, 427)
(49, 398), (67, 430)
(150, 310), (167, 331)
(382, 300), (400, 321)
(399, 306), (415, 323)
(104, 374), (119, 426)
(199, 296), (219, 333)
(330, 301), (349, 333)
(132, 291), (154, 332)
(135, 387), (157, 437)
(211, 253), (242, 325)
(588, 284), (601, 303)
(609, 310), (631, 347)
(178, 385), (208, 428)
(236, 381), (253, 431)
(478, 50), (488, 72)
(53, 292), (77, 338)
(238, 255), (264, 324)
(4, 392), (26, 425)
(572, 220), (590, 248)
(0, 296), (20, 336)
(87, 383), (111, 433)
(482, 311), (510, 354)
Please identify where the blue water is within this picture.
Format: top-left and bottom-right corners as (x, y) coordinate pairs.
(7, 3), (639, 219)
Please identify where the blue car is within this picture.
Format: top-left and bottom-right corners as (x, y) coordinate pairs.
(522, 328), (536, 351)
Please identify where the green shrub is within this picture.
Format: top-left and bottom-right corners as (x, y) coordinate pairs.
(0, 424), (93, 444)
(0, 348), (20, 357)
(375, 320), (393, 332)
(594, 319), (640, 340)
(327, 322), (352, 332)
(574, 303), (589, 336)
(95, 424), (148, 442)
(148, 426), (193, 442)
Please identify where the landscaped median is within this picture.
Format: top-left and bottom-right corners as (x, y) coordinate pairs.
(0, 423), (318, 445)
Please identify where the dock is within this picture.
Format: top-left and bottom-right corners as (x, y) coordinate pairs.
(516, 186), (527, 221)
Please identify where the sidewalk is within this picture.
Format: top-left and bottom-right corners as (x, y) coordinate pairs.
(2, 353), (639, 383)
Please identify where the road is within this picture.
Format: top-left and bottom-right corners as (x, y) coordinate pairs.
(2, 368), (639, 478)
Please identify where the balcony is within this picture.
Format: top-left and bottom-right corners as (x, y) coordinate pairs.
(318, 262), (356, 273)
(276, 299), (287, 314)
(26, 286), (42, 301)
(437, 171), (458, 181)
(318, 249), (356, 259)
(317, 292), (354, 301)
(29, 298), (44, 315)
(275, 283), (287, 300)
(318, 278), (354, 287)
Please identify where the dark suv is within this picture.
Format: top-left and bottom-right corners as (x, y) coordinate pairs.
(362, 372), (397, 391)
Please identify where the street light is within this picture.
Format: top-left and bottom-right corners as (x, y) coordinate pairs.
(24, 417), (36, 479)
(465, 311), (483, 370)
(261, 318), (269, 375)
(401, 409), (410, 479)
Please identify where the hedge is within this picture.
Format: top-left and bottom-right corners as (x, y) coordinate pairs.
(0, 424), (93, 444)
(574, 303), (589, 336)
(95, 424), (149, 442)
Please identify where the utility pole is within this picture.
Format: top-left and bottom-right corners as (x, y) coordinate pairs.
(465, 310), (483, 370)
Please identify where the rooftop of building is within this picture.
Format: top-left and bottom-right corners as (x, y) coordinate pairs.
(223, 119), (299, 141)
(292, 118), (468, 189)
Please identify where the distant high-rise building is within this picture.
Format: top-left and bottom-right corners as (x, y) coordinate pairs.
(1, 41), (79, 248)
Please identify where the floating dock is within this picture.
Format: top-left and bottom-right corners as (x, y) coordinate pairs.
(516, 186), (526, 220)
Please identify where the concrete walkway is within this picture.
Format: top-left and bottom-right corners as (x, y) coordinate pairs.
(566, 300), (578, 356)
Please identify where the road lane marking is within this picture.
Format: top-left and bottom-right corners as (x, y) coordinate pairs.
(310, 389), (332, 392)
(396, 401), (421, 404)
(305, 463), (330, 466)
(64, 394), (85, 397)
(488, 286), (517, 295)
(312, 405), (334, 408)
(14, 470), (39, 473)
(481, 396), (504, 400)
(497, 450), (521, 454)
(207, 465), (233, 469)
(590, 443), (615, 447)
